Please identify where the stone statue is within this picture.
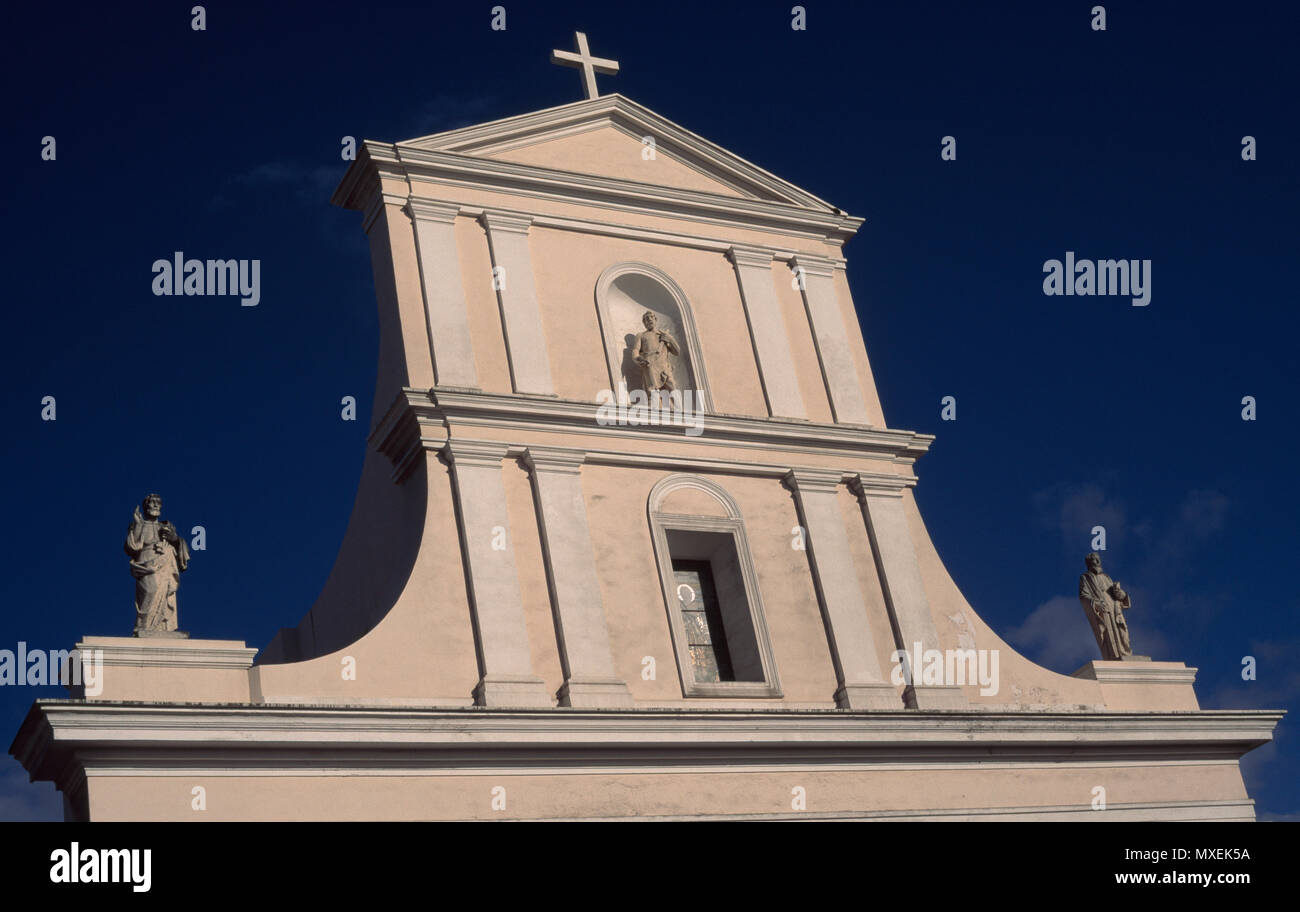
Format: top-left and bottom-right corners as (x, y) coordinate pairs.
(1077, 552), (1133, 660)
(125, 494), (190, 637)
(633, 310), (680, 398)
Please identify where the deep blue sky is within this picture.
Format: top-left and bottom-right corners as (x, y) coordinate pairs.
(2, 1), (1295, 820)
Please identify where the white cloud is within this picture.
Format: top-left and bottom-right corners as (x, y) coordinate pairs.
(1006, 595), (1097, 673)
(1036, 482), (1127, 556)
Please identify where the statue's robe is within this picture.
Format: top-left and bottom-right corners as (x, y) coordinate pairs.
(126, 519), (189, 633)
(1078, 570), (1132, 660)
(635, 329), (679, 394)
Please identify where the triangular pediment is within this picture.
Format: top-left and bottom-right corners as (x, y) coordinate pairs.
(399, 94), (838, 211)
(483, 124), (755, 199)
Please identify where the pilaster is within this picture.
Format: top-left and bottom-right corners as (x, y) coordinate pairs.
(785, 468), (901, 709)
(480, 211), (555, 396)
(850, 476), (967, 709)
(408, 199), (479, 389)
(789, 255), (871, 425)
(444, 438), (552, 707)
(728, 245), (807, 419)
(523, 447), (633, 707)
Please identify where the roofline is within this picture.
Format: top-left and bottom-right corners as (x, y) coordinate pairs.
(401, 93), (838, 210)
(330, 93), (862, 234)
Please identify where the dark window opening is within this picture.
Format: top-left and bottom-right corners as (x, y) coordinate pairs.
(673, 559), (734, 683)
(665, 529), (765, 684)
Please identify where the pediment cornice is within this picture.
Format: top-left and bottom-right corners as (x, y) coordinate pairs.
(331, 95), (865, 244)
(401, 94), (835, 208)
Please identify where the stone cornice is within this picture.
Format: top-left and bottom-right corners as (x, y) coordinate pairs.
(789, 253), (839, 278)
(360, 188), (411, 235)
(369, 387), (933, 483)
(785, 467), (847, 495)
(727, 245), (776, 270)
(479, 210), (534, 235)
(398, 93), (840, 212)
(332, 136), (864, 246)
(415, 199), (851, 263)
(405, 197), (461, 223)
(522, 446), (586, 475)
(443, 438), (510, 468)
(849, 473), (914, 499)
(75, 638), (256, 670)
(539, 799), (1257, 822)
(1073, 661), (1200, 685)
(12, 701), (1284, 784)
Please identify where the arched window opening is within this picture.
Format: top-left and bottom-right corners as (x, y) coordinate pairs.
(647, 474), (781, 698)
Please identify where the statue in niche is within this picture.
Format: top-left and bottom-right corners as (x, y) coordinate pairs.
(125, 493), (190, 637)
(633, 310), (680, 401)
(1077, 552), (1136, 660)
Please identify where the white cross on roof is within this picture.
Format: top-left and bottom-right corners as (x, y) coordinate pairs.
(550, 31), (620, 100)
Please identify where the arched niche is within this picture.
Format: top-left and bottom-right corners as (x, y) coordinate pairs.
(594, 262), (712, 411)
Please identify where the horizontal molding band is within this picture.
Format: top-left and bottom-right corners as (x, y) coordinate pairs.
(20, 701), (1283, 744)
(74, 639), (257, 670)
(15, 701), (1280, 785)
(397, 94), (838, 213)
(369, 387), (931, 483)
(1073, 662), (1200, 685)
(79, 758), (1247, 777)
(528, 799), (1258, 822)
(452, 203), (847, 264)
(333, 121), (864, 246)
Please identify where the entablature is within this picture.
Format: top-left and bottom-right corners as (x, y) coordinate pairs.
(334, 140), (864, 247)
(369, 387), (932, 484)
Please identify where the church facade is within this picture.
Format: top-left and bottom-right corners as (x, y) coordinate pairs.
(12, 76), (1280, 819)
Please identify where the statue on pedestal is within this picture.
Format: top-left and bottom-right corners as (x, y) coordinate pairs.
(125, 494), (190, 637)
(1078, 552), (1133, 660)
(633, 310), (680, 403)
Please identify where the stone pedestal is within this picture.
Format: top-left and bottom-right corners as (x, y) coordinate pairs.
(834, 683), (904, 710)
(74, 636), (256, 703)
(1071, 659), (1199, 711)
(904, 684), (968, 710)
